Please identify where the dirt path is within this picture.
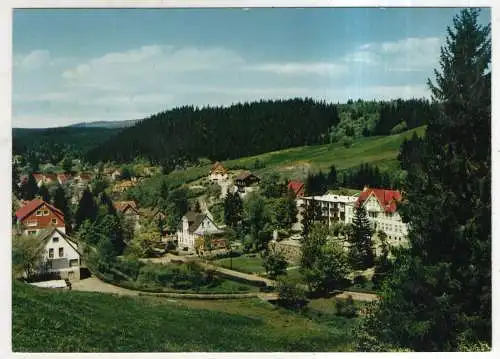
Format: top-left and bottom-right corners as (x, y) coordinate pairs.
(71, 276), (139, 296)
(335, 291), (379, 302)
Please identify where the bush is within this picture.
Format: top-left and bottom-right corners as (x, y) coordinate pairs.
(335, 295), (358, 318)
(353, 275), (367, 286)
(341, 136), (353, 148)
(276, 278), (308, 311)
(390, 121), (408, 135)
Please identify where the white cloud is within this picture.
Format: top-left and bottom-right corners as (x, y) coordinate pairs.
(247, 62), (348, 76)
(12, 38), (439, 127)
(15, 50), (51, 71)
(353, 37), (442, 72)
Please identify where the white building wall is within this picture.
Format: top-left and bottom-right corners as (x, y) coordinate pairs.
(43, 231), (80, 267)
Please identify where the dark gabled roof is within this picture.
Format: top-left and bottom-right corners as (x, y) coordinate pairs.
(235, 171), (259, 181)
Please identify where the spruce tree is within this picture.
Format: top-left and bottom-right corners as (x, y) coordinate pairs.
(357, 9), (491, 351)
(21, 173), (38, 200)
(349, 205), (374, 270)
(53, 186), (72, 233)
(75, 188), (97, 230)
(38, 184), (50, 203)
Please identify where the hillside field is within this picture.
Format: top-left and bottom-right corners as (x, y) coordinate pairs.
(12, 281), (359, 352)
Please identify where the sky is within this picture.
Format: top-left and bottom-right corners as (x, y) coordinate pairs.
(12, 7), (491, 128)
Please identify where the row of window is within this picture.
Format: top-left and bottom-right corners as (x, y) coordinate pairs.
(26, 218), (58, 226)
(36, 209), (50, 216)
(48, 247), (64, 258)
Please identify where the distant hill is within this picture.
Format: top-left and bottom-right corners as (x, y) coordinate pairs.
(68, 119), (141, 129)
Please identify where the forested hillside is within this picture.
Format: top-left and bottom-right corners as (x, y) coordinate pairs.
(84, 98), (434, 168)
(13, 127), (120, 165)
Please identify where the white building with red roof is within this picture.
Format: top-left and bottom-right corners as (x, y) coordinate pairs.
(14, 198), (66, 236)
(355, 187), (408, 243)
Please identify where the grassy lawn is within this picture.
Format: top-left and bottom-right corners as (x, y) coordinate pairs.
(223, 126), (425, 178)
(213, 255), (266, 274)
(13, 280), (358, 352)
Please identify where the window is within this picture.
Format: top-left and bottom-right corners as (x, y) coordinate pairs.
(28, 230), (37, 236)
(59, 248), (64, 257)
(52, 237), (59, 243)
(43, 210), (49, 216)
(51, 218), (57, 225)
(48, 248), (54, 258)
(69, 259), (79, 267)
(369, 211), (377, 218)
(27, 220), (38, 227)
(36, 210), (43, 216)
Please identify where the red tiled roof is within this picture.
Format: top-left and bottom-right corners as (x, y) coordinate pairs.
(57, 173), (72, 183)
(15, 199), (64, 221)
(32, 173), (44, 182)
(45, 173), (57, 181)
(288, 180), (305, 196)
(356, 188), (402, 213)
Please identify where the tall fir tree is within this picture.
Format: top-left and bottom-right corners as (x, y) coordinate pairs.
(357, 9), (491, 351)
(38, 184), (50, 203)
(21, 173), (38, 201)
(53, 186), (72, 234)
(75, 187), (98, 230)
(349, 204), (374, 270)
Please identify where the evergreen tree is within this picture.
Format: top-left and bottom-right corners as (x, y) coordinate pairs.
(327, 165), (338, 189)
(53, 186), (72, 234)
(62, 157), (73, 173)
(301, 198), (323, 238)
(75, 188), (97, 230)
(159, 180), (169, 201)
(358, 9), (491, 351)
(38, 184), (50, 203)
(349, 205), (374, 270)
(224, 191), (243, 228)
(21, 173), (38, 200)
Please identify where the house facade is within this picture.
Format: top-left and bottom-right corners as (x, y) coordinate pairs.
(176, 211), (225, 252)
(235, 171), (260, 193)
(114, 201), (141, 230)
(36, 227), (81, 280)
(300, 194), (359, 226)
(355, 187), (408, 244)
(32, 172), (57, 188)
(209, 162), (229, 182)
(15, 199), (65, 236)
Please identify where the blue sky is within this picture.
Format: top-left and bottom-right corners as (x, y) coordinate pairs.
(12, 7), (491, 128)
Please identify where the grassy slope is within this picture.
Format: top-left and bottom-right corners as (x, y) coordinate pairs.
(224, 126), (426, 178)
(12, 281), (358, 352)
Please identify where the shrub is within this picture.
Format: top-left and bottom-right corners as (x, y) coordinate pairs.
(353, 274), (367, 286)
(390, 121), (408, 135)
(341, 136), (353, 148)
(276, 278), (308, 311)
(335, 295), (358, 318)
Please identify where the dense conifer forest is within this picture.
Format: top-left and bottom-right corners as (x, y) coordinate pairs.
(83, 98), (435, 167)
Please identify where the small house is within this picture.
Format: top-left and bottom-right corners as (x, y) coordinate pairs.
(209, 162), (229, 182)
(288, 180), (305, 198)
(176, 211), (225, 252)
(114, 201), (141, 230)
(235, 171), (260, 192)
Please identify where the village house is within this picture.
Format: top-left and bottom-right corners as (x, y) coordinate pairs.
(287, 179), (305, 197)
(111, 169), (122, 181)
(112, 180), (136, 193)
(234, 171), (260, 193)
(32, 172), (57, 188)
(114, 201), (141, 230)
(300, 194), (359, 226)
(35, 227), (82, 280)
(176, 211), (225, 252)
(57, 173), (73, 186)
(209, 162), (229, 182)
(355, 187), (408, 244)
(15, 198), (65, 236)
